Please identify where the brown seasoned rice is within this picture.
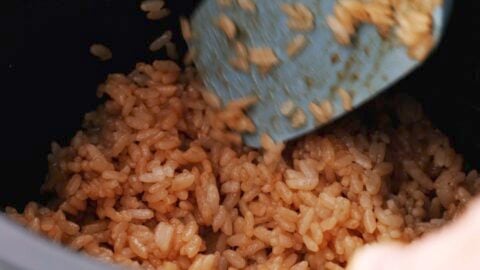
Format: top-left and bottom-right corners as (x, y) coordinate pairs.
(217, 0), (233, 7)
(183, 49), (196, 66)
(281, 3), (315, 32)
(237, 0), (256, 13)
(290, 108), (307, 128)
(217, 14), (237, 40)
(248, 47), (279, 69)
(280, 99), (296, 117)
(149, 31), (173, 52)
(165, 42), (179, 60)
(337, 88), (353, 111)
(140, 0), (165, 12)
(229, 42), (250, 72)
(286, 34), (308, 58)
(229, 57), (249, 72)
(145, 8), (170, 20)
(6, 56), (479, 270)
(328, 0), (440, 60)
(320, 100), (334, 119)
(180, 17), (193, 41)
(309, 102), (329, 124)
(89, 44), (112, 61)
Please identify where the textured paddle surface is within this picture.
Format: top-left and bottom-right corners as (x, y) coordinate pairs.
(189, 0), (451, 147)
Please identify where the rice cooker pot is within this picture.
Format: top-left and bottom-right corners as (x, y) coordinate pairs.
(0, 0), (478, 269)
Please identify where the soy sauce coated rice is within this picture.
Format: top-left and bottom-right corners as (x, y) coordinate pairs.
(6, 61), (479, 270)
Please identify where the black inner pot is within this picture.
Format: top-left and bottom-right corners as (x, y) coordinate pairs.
(1, 0), (479, 209)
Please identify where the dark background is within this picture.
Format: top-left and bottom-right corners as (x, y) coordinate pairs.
(1, 0), (478, 208)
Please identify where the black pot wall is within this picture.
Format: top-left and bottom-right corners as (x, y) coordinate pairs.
(2, 0), (478, 209)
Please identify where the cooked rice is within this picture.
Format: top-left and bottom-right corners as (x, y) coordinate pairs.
(229, 57), (249, 72)
(217, 14), (237, 40)
(90, 44), (112, 61)
(320, 100), (334, 119)
(280, 99), (296, 117)
(291, 108), (307, 128)
(281, 3), (315, 31)
(180, 17), (193, 41)
(141, 0), (169, 21)
(183, 49), (196, 66)
(237, 0), (256, 13)
(309, 102), (329, 124)
(217, 0), (233, 7)
(149, 31), (173, 52)
(140, 0), (165, 12)
(6, 60), (479, 269)
(328, 0), (440, 60)
(146, 8), (170, 20)
(337, 88), (353, 111)
(286, 34), (308, 58)
(327, 15), (353, 45)
(229, 57), (250, 72)
(229, 42), (250, 72)
(248, 47), (279, 69)
(165, 42), (179, 60)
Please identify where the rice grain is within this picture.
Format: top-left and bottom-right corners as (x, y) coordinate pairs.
(7, 59), (477, 270)
(237, 0), (256, 13)
(90, 44), (112, 61)
(149, 31), (173, 52)
(286, 34), (308, 57)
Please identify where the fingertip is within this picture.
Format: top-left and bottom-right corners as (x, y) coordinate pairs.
(348, 243), (405, 270)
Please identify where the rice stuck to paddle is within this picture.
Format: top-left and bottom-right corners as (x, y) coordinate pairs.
(6, 60), (479, 269)
(327, 0), (440, 60)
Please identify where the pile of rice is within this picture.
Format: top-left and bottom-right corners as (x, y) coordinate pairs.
(6, 60), (479, 270)
(327, 0), (441, 60)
